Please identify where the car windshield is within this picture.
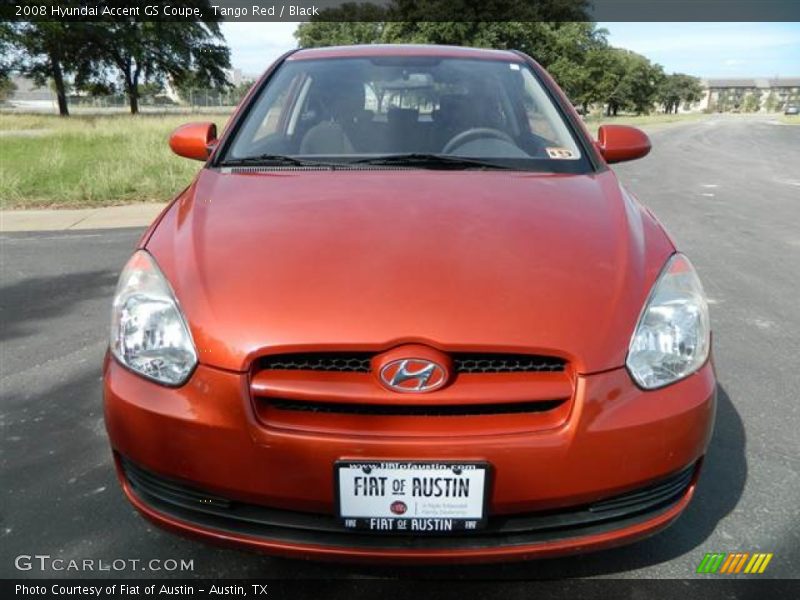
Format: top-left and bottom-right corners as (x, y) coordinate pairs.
(222, 56), (588, 172)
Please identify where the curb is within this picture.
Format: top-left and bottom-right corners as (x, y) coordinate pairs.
(0, 203), (167, 233)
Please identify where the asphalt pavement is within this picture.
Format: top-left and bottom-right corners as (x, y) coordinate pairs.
(1, 115), (798, 581)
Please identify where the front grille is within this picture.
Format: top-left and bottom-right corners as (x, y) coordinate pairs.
(260, 353), (372, 373)
(266, 398), (566, 417)
(259, 352), (566, 374)
(121, 457), (696, 549)
(453, 354), (565, 373)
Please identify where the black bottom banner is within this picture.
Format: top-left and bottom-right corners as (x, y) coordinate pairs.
(3, 579), (798, 600)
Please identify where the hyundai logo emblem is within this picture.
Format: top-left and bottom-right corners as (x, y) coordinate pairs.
(379, 359), (448, 393)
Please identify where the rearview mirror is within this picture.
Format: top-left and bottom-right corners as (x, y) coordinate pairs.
(596, 125), (651, 164)
(169, 122), (218, 161)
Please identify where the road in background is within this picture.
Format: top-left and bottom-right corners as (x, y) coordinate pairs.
(1, 116), (798, 579)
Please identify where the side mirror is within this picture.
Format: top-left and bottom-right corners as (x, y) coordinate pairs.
(169, 122), (218, 161)
(596, 125), (651, 164)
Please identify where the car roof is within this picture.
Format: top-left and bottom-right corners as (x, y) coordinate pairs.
(288, 44), (524, 62)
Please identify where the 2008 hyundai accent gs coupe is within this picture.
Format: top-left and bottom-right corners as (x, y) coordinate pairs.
(104, 45), (716, 563)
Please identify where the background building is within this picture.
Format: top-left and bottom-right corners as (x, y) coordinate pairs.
(696, 77), (800, 112)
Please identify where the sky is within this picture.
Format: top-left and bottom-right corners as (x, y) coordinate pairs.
(220, 21), (800, 79)
(598, 22), (800, 78)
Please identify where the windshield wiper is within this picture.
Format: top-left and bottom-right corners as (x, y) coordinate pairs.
(221, 153), (515, 170)
(219, 154), (340, 168)
(350, 153), (513, 170)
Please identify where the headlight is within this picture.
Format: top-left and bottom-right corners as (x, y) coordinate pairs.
(110, 250), (197, 386)
(626, 253), (711, 389)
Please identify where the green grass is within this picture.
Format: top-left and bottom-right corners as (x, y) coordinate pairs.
(778, 114), (800, 125)
(583, 112), (710, 129)
(0, 112), (231, 209)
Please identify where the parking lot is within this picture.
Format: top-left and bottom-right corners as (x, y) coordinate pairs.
(1, 115), (798, 579)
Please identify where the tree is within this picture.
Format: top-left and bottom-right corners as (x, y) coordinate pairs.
(679, 75), (704, 111)
(295, 21), (386, 47)
(296, 1), (592, 54)
(295, 3), (389, 46)
(716, 90), (731, 112)
(0, 22), (11, 76)
(596, 48), (629, 116)
(81, 3), (231, 114)
(742, 91), (761, 113)
(568, 44), (620, 114)
(543, 25), (611, 110)
(232, 79), (256, 103)
(764, 91), (778, 112)
(385, 0), (590, 23)
(0, 77), (16, 103)
(0, 23), (13, 102)
(657, 73), (703, 114)
(657, 77), (681, 114)
(621, 53), (664, 115)
(4, 21), (88, 116)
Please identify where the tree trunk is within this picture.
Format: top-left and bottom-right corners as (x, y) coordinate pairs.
(49, 51), (69, 117)
(125, 64), (141, 115)
(124, 74), (139, 114)
(128, 84), (139, 114)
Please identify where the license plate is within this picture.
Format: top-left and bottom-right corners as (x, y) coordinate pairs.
(336, 461), (488, 533)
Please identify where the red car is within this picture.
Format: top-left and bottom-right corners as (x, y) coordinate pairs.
(104, 45), (715, 563)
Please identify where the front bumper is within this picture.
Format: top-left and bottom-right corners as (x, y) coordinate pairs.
(104, 357), (716, 563)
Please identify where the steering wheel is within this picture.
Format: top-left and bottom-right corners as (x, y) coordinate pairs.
(442, 128), (515, 154)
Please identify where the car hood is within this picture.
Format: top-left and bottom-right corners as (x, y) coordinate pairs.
(146, 168), (674, 373)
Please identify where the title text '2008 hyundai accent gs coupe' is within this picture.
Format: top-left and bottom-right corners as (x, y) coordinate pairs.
(103, 44), (716, 563)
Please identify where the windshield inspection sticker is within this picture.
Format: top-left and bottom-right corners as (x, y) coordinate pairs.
(546, 147), (576, 159)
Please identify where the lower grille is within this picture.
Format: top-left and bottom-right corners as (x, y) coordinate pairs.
(121, 457), (696, 549)
(266, 398), (565, 417)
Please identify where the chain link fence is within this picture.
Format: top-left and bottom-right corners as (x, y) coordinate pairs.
(2, 87), (250, 115)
